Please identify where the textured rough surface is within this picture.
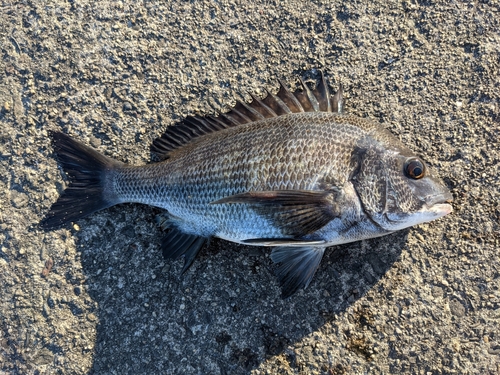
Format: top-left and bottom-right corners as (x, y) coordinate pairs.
(0, 1), (499, 374)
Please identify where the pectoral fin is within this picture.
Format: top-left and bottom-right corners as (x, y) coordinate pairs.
(271, 246), (326, 298)
(211, 190), (340, 236)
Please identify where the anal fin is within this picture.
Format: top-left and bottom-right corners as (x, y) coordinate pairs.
(160, 228), (207, 274)
(271, 246), (326, 298)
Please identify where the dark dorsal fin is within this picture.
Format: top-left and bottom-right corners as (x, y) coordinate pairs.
(151, 73), (343, 160)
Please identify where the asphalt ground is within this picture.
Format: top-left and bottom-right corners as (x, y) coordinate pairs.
(0, 1), (499, 374)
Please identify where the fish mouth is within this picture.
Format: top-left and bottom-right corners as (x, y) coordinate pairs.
(428, 203), (453, 217)
(425, 191), (453, 217)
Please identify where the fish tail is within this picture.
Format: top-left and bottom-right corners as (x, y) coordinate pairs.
(40, 131), (123, 229)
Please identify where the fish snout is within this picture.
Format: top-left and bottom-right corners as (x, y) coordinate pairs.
(425, 189), (453, 206)
(425, 190), (453, 217)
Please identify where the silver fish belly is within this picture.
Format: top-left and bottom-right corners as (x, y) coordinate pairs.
(41, 75), (453, 297)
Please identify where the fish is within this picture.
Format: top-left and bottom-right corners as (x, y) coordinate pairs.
(41, 74), (453, 298)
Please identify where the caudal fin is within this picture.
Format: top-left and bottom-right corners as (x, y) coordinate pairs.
(40, 131), (123, 229)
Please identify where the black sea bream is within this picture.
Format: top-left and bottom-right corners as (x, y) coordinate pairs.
(41, 75), (453, 297)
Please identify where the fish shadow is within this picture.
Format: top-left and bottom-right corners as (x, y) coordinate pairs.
(76, 206), (408, 375)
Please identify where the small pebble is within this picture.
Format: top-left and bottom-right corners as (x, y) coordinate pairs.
(41, 258), (54, 277)
(87, 313), (97, 322)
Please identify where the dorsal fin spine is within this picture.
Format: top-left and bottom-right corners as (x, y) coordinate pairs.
(278, 80), (304, 113)
(195, 116), (219, 132)
(229, 104), (253, 123)
(151, 74), (342, 159)
(162, 130), (186, 144)
(322, 73), (332, 113)
(170, 123), (195, 140)
(219, 112), (241, 126)
(298, 78), (320, 112)
(314, 73), (331, 112)
(182, 122), (205, 138)
(207, 115), (230, 130)
(186, 116), (212, 134)
(249, 93), (277, 117)
(237, 97), (266, 120)
(266, 90), (293, 115)
(332, 84), (344, 114)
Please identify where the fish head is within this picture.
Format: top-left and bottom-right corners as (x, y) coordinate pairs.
(351, 132), (453, 232)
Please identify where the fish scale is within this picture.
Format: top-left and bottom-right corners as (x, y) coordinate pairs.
(41, 75), (452, 297)
(112, 113), (361, 235)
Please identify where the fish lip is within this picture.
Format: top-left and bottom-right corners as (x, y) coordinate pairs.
(428, 203), (453, 216)
(424, 191), (453, 217)
(425, 191), (453, 207)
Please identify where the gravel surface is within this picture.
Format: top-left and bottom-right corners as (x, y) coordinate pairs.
(1, 1), (499, 374)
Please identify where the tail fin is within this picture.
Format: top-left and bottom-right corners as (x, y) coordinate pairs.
(40, 131), (123, 229)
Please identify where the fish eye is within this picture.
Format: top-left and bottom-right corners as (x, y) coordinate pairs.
(404, 158), (425, 179)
